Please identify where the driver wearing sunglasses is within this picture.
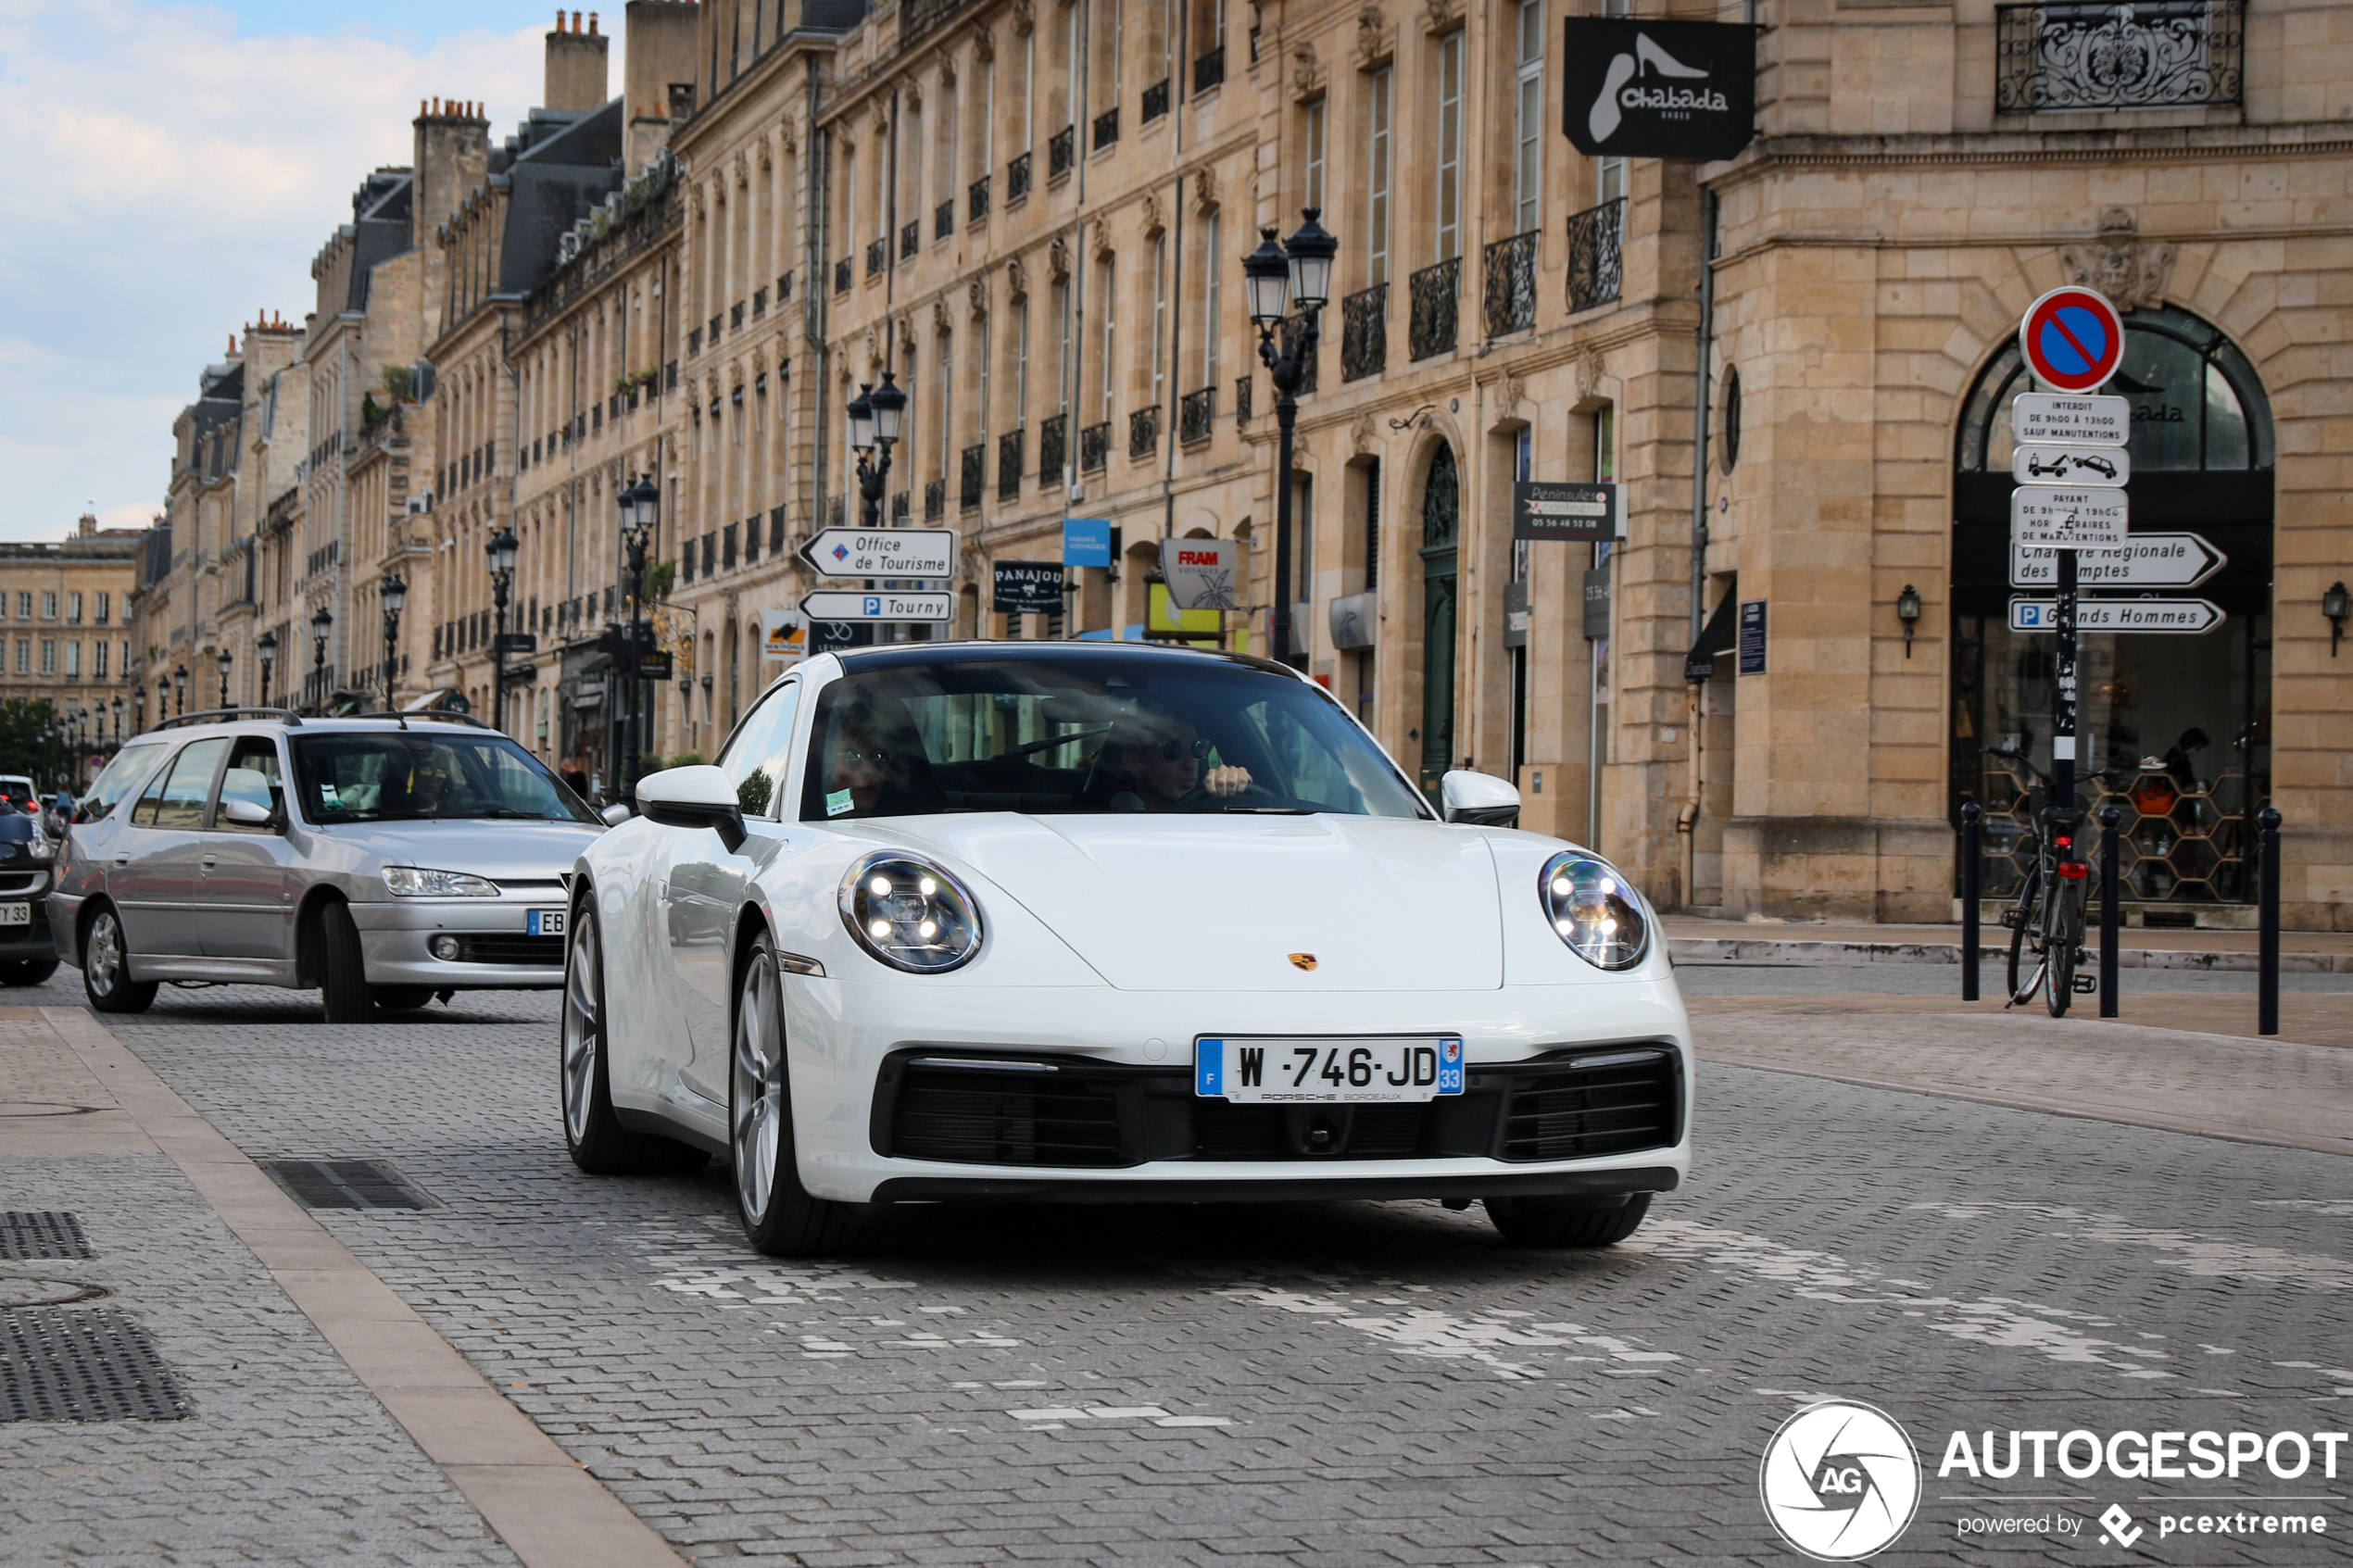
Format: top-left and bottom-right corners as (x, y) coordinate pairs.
(1094, 707), (1252, 810)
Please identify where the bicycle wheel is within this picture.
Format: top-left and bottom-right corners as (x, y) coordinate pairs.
(2006, 870), (2043, 1005)
(2043, 877), (2082, 1018)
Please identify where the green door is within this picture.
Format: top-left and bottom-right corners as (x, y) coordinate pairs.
(1418, 445), (1460, 795)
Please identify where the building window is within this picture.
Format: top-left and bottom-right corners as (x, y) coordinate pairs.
(1366, 67), (1393, 286)
(42, 592), (57, 621)
(1302, 99), (1327, 216)
(1435, 31), (1463, 264)
(40, 640), (55, 674)
(1514, 0), (1543, 236)
(1014, 295), (1031, 420)
(95, 592), (110, 624)
(1151, 234), (1168, 414)
(1202, 209), (1223, 388)
(67, 592), (82, 624)
(94, 641), (107, 679)
(120, 640), (130, 676)
(65, 641), (80, 678)
(12, 594), (25, 620)
(13, 641), (25, 674)
(1099, 256), (1118, 422)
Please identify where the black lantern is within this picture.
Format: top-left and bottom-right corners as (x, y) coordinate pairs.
(216, 647), (233, 708)
(1281, 207), (1338, 313)
(1242, 228), (1291, 327)
(2326, 580), (2349, 658)
(256, 630), (278, 709)
(171, 663), (188, 716)
(309, 606), (333, 712)
(1896, 583), (1922, 658)
(846, 384), (877, 455)
(868, 371), (908, 447)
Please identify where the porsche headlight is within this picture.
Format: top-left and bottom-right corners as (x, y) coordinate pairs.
(1539, 851), (1649, 971)
(383, 866), (502, 897)
(838, 854), (982, 973)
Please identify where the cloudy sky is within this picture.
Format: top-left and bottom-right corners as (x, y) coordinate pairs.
(0, 1), (612, 541)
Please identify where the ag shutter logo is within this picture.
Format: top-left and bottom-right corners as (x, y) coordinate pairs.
(1760, 1400), (1922, 1562)
(1562, 19), (1757, 161)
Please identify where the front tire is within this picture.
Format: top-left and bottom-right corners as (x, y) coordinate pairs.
(82, 904), (157, 1014)
(319, 900), (372, 1023)
(0, 959), (58, 986)
(372, 985), (435, 1010)
(731, 930), (858, 1257)
(1485, 1193), (1652, 1248)
(560, 898), (706, 1176)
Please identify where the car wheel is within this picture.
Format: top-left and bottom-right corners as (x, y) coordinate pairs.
(81, 903), (157, 1014)
(560, 898), (707, 1176)
(319, 900), (373, 1023)
(731, 929), (859, 1257)
(372, 985), (435, 1010)
(0, 959), (58, 986)
(1484, 1192), (1653, 1248)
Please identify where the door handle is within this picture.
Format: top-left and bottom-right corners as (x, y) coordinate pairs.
(112, 854), (129, 866)
(199, 856), (218, 869)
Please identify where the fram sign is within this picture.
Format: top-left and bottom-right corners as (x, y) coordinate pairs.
(1160, 538), (1241, 612)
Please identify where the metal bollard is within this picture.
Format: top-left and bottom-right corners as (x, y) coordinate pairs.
(1960, 800), (1982, 1002)
(2098, 804), (2120, 1019)
(2258, 806), (2282, 1036)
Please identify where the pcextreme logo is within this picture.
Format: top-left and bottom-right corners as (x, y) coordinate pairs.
(1760, 1400), (1923, 1562)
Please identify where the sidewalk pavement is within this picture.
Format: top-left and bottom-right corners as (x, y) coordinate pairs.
(0, 1003), (684, 1568)
(1666, 915), (2353, 972)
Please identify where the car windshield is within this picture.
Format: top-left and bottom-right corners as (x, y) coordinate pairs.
(75, 743), (168, 822)
(289, 730), (598, 824)
(797, 653), (1428, 822)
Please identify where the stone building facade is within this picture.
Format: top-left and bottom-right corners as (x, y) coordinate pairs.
(0, 521), (143, 769)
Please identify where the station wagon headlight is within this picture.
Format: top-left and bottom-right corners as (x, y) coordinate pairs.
(838, 854), (982, 973)
(1539, 851), (1650, 971)
(383, 866), (502, 897)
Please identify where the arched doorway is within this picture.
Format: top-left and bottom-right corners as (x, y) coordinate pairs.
(1951, 305), (2273, 907)
(1417, 444), (1460, 793)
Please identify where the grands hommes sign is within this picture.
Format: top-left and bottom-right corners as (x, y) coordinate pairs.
(1562, 19), (1757, 162)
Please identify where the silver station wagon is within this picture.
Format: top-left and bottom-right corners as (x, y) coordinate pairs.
(50, 709), (602, 1019)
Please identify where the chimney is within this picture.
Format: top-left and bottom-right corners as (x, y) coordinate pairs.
(624, 3), (703, 167)
(78, 512), (96, 539)
(545, 8), (610, 113)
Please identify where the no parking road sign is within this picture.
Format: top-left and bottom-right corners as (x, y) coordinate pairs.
(2019, 285), (2125, 394)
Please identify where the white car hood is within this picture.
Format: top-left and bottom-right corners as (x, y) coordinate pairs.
(870, 812), (1503, 992)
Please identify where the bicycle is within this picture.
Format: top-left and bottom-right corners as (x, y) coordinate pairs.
(1982, 745), (2099, 1018)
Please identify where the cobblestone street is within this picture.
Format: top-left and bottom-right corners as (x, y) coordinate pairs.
(3, 970), (2348, 1566)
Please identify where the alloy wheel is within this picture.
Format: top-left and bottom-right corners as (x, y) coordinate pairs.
(88, 911), (123, 996)
(560, 909), (600, 1145)
(732, 955), (784, 1224)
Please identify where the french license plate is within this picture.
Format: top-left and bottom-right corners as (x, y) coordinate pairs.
(525, 908), (566, 938)
(1195, 1036), (1465, 1104)
(0, 902), (28, 927)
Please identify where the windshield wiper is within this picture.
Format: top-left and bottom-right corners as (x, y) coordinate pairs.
(1198, 804), (1315, 814)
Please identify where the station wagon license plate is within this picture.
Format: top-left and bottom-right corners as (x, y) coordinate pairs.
(1195, 1036), (1465, 1104)
(0, 902), (27, 927)
(525, 909), (566, 938)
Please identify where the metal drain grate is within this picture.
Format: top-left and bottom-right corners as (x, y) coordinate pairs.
(0, 1212), (94, 1260)
(0, 1308), (191, 1422)
(262, 1159), (436, 1210)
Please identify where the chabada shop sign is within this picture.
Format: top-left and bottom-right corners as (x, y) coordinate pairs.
(1562, 20), (1757, 161)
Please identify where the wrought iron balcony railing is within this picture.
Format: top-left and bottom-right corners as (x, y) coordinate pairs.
(998, 429), (1024, 498)
(960, 445), (985, 511)
(1080, 420), (1111, 472)
(835, 257), (853, 293)
(1128, 405), (1160, 459)
(1049, 125), (1076, 179)
(1141, 78), (1169, 122)
(936, 200), (954, 242)
(1007, 151), (1032, 203)
(1995, 0), (2242, 112)
(866, 237), (888, 277)
(1038, 413), (1067, 481)
(779, 270), (793, 300)
(1409, 257), (1459, 361)
(710, 314), (723, 343)
(925, 478), (947, 522)
(1178, 386), (1215, 445)
(1482, 230), (1538, 338)
(1093, 106), (1119, 151)
(1193, 44), (1225, 95)
(1566, 198), (1624, 314)
(1340, 283), (1388, 383)
(969, 175), (990, 224)
(1234, 374), (1252, 425)
(900, 220), (921, 260)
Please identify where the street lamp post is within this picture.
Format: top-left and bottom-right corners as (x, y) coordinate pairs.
(846, 373), (907, 532)
(380, 576), (406, 713)
(484, 531), (517, 733)
(1243, 209), (1337, 669)
(677, 675), (695, 752)
(615, 477), (661, 802)
(216, 649), (233, 709)
(172, 664), (188, 718)
(134, 683), (147, 734)
(310, 607), (333, 713)
(108, 696), (122, 748)
(256, 631), (278, 709)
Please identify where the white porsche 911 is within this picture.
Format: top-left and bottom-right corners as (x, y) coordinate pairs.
(560, 641), (1691, 1256)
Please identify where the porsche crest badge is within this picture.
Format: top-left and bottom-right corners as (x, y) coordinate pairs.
(1288, 953), (1318, 972)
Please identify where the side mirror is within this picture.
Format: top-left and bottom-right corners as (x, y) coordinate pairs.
(220, 797), (275, 828)
(599, 802), (635, 827)
(1440, 769), (1521, 829)
(635, 764), (746, 852)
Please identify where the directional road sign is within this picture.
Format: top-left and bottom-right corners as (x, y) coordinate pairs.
(2010, 486), (2129, 550)
(2014, 393), (2131, 446)
(2008, 532), (2226, 591)
(2012, 441), (2129, 487)
(797, 527), (958, 580)
(2019, 285), (2125, 393)
(799, 589), (953, 622)
(2007, 597), (2224, 635)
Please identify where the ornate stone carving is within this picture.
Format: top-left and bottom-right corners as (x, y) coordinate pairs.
(2059, 207), (2176, 312)
(904, 78), (923, 113)
(1048, 236), (1071, 282)
(1011, 0), (1034, 35)
(1349, 410), (1378, 454)
(972, 23), (994, 61)
(1192, 164), (1218, 214)
(732, 151), (749, 187)
(1005, 255), (1029, 300)
(1141, 192), (1164, 236)
(777, 120), (798, 157)
(937, 53), (955, 88)
(872, 100), (891, 135)
(934, 298), (953, 336)
(969, 277), (989, 318)
(1496, 372), (1526, 422)
(1091, 220), (1114, 262)
(1576, 351), (1605, 402)
(1353, 4), (1390, 67)
(1291, 43), (1319, 95)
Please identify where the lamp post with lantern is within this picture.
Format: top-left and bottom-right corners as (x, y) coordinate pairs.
(615, 477), (661, 801)
(171, 664), (188, 718)
(484, 529), (518, 734)
(1242, 209), (1338, 668)
(256, 631), (278, 709)
(846, 372), (908, 533)
(380, 575), (406, 711)
(309, 607), (333, 713)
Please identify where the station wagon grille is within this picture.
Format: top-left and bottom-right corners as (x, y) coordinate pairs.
(451, 935), (564, 966)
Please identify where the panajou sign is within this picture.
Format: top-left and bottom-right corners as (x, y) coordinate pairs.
(991, 561), (1064, 616)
